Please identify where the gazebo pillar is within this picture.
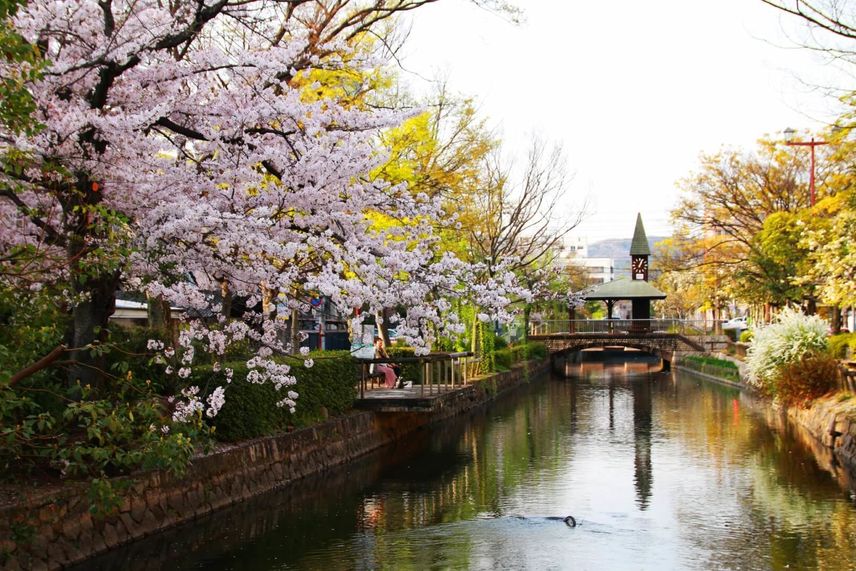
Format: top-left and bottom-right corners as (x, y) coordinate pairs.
(632, 298), (650, 320)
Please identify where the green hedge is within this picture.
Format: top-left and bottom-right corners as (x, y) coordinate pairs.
(829, 333), (856, 360)
(192, 350), (358, 442)
(203, 363), (283, 442)
(493, 348), (513, 371)
(492, 342), (547, 372)
(681, 354), (740, 382)
(288, 350), (358, 422)
(683, 354), (738, 370)
(526, 342), (548, 361)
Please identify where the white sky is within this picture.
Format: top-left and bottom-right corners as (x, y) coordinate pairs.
(398, 0), (850, 242)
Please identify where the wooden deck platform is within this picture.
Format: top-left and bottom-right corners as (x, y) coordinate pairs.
(355, 384), (465, 412)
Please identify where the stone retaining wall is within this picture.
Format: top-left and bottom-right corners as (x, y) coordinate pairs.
(0, 360), (548, 571)
(677, 358), (856, 492)
(784, 394), (856, 478)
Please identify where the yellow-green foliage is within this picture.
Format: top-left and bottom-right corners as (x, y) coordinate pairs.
(829, 333), (856, 359)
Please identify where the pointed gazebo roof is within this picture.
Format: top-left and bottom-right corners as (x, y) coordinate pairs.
(630, 212), (651, 256)
(578, 213), (666, 304)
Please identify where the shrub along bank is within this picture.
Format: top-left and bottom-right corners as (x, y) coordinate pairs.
(745, 308), (837, 406)
(2, 325), (544, 523)
(829, 332), (856, 360)
(683, 310), (851, 408)
(680, 354), (740, 383)
(493, 342), (547, 372)
(1, 345), (552, 571)
(193, 350), (358, 442)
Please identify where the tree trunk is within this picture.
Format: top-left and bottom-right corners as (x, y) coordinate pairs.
(378, 308), (392, 347)
(831, 306), (842, 335)
(147, 293), (174, 344)
(219, 279), (232, 320)
(290, 308), (301, 354)
(805, 296), (817, 316)
(68, 272), (119, 387)
(64, 174), (120, 388)
(261, 284), (275, 318)
(522, 304), (531, 343)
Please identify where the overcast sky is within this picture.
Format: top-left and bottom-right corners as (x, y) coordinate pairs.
(398, 0), (849, 243)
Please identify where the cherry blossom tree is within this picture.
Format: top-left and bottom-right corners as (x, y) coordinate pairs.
(0, 0), (523, 416)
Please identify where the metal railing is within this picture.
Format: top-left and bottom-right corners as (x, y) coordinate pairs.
(355, 351), (477, 398)
(529, 319), (722, 337)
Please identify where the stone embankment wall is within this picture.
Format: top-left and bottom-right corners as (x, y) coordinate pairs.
(676, 356), (856, 491)
(0, 360), (548, 571)
(785, 395), (856, 481)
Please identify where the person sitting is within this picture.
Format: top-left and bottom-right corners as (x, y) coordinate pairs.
(373, 336), (398, 389)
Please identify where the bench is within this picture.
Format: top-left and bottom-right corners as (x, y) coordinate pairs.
(357, 360), (388, 395)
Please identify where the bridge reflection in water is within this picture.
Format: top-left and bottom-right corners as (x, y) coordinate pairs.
(561, 348), (659, 511)
(558, 346), (666, 377)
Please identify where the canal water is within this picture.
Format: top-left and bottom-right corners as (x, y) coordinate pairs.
(80, 358), (856, 570)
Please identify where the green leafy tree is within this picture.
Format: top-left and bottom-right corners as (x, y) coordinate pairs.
(744, 211), (813, 308)
(0, 0), (43, 135)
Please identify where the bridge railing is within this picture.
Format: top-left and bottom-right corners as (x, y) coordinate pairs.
(529, 319), (721, 337)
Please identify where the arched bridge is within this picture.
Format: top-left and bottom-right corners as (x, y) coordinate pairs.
(531, 332), (706, 369)
(529, 319), (721, 370)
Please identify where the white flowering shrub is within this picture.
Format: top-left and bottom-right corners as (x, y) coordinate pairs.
(745, 307), (829, 394)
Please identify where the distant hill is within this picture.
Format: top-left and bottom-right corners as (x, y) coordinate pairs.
(587, 236), (669, 278)
(587, 236), (668, 259)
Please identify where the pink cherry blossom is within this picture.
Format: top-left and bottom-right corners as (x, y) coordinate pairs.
(1, 0), (530, 419)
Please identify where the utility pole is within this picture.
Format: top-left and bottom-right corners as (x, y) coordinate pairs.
(783, 128), (828, 207)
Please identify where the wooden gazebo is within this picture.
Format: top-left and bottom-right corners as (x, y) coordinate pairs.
(582, 213), (666, 321)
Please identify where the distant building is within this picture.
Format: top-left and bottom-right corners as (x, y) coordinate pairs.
(562, 236), (615, 285)
(563, 235), (589, 258)
(574, 257), (615, 284)
(110, 299), (185, 327)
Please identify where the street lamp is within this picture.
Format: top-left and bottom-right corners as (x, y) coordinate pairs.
(783, 127), (827, 207)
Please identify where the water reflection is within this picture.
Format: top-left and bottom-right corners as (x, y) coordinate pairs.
(570, 350), (659, 511)
(78, 365), (856, 571)
(631, 377), (653, 510)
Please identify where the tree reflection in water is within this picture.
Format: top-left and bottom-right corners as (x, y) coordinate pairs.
(75, 351), (856, 571)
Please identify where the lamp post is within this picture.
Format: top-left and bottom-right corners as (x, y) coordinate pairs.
(783, 127), (827, 207)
